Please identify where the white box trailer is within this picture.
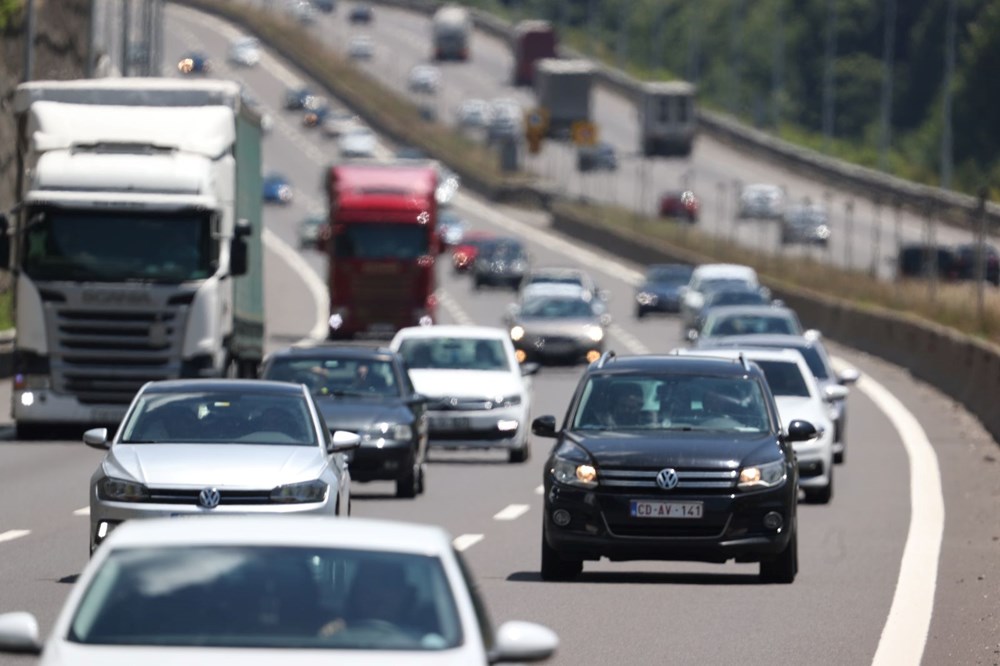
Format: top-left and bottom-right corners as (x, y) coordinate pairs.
(638, 81), (697, 157)
(534, 58), (594, 138)
(432, 4), (471, 61)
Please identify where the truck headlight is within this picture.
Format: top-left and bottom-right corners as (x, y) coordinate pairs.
(270, 479), (329, 504)
(98, 477), (150, 502)
(737, 460), (786, 490)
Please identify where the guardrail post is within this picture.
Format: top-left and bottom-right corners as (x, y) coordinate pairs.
(844, 199), (854, 270)
(715, 181), (725, 255)
(871, 197), (883, 278)
(975, 186), (988, 329)
(926, 200), (938, 303)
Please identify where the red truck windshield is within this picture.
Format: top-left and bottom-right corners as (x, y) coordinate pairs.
(334, 223), (430, 260)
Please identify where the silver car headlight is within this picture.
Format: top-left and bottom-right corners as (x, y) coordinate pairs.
(366, 422), (413, 441)
(97, 477), (150, 502)
(270, 479), (329, 504)
(737, 460), (786, 491)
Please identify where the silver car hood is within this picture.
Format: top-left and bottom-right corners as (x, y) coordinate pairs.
(102, 444), (328, 488)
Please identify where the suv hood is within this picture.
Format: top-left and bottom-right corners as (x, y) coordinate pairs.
(571, 431), (780, 470)
(408, 369), (522, 400)
(103, 444), (327, 488)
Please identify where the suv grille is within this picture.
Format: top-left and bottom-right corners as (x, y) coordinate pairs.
(600, 468), (737, 493)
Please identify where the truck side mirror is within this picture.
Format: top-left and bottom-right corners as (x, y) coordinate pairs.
(0, 214), (9, 271)
(231, 219), (251, 277)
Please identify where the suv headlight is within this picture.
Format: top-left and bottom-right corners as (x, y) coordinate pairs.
(366, 422), (413, 441)
(737, 460), (786, 490)
(550, 443), (598, 489)
(97, 477), (150, 502)
(270, 479), (329, 504)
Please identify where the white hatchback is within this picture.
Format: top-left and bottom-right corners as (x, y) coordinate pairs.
(0, 516), (558, 664)
(390, 325), (538, 462)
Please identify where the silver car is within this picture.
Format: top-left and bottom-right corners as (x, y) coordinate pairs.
(85, 379), (359, 554)
(505, 284), (609, 365)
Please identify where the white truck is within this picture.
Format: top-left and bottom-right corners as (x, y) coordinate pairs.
(2, 79), (264, 437)
(638, 81), (697, 157)
(432, 4), (471, 61)
(534, 58), (594, 138)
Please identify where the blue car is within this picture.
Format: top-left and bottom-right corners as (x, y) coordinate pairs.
(177, 52), (210, 75)
(635, 263), (694, 318)
(263, 173), (293, 204)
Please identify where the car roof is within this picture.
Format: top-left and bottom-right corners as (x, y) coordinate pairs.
(141, 379), (305, 395)
(101, 516), (454, 555)
(589, 353), (764, 378)
(704, 305), (795, 317)
(692, 263), (757, 280)
(521, 283), (589, 300)
(698, 334), (816, 349)
(393, 325), (508, 341)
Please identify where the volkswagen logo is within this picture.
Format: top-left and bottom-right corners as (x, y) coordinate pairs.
(198, 487), (221, 509)
(655, 468), (679, 490)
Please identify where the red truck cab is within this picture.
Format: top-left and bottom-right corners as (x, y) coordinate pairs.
(513, 20), (557, 86)
(325, 162), (439, 339)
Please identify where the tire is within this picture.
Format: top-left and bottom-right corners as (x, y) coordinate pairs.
(636, 307), (646, 319)
(759, 527), (797, 584)
(395, 463), (419, 499)
(416, 463), (426, 495)
(15, 422), (45, 440)
(508, 441), (529, 463)
(833, 448), (845, 465)
(540, 527), (583, 581)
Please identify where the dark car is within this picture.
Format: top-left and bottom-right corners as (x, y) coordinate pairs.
(349, 2), (373, 23)
(313, 0), (336, 11)
(533, 352), (814, 583)
(262, 173), (293, 204)
(177, 51), (210, 75)
(283, 86), (316, 111)
(896, 243), (958, 281)
(472, 238), (529, 290)
(781, 204), (831, 246)
(451, 231), (495, 273)
(261, 345), (428, 498)
(659, 190), (699, 223)
(953, 243), (1000, 286)
(576, 142), (618, 172)
(303, 103), (331, 128)
(504, 285), (607, 365)
(695, 333), (860, 462)
(635, 263), (694, 318)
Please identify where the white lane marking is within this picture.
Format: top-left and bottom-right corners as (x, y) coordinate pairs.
(73, 506), (90, 516)
(607, 323), (650, 355)
(452, 534), (484, 551)
(262, 228), (329, 341)
(0, 530), (31, 544)
(435, 289), (474, 325)
(535, 484), (544, 495)
(493, 504), (530, 521)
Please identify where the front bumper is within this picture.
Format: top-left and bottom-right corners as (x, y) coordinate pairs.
(792, 437), (833, 488)
(349, 441), (416, 482)
(426, 405), (527, 450)
(544, 482), (795, 564)
(514, 335), (602, 364)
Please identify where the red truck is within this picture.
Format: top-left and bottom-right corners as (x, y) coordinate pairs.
(512, 20), (557, 86)
(324, 162), (439, 339)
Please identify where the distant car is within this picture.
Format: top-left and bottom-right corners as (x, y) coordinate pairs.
(521, 267), (607, 312)
(0, 516), (559, 662)
(635, 263), (694, 318)
(176, 51), (210, 74)
(321, 109), (360, 138)
(693, 304), (804, 344)
(338, 126), (377, 158)
(457, 98), (489, 129)
(738, 183), (786, 220)
(692, 287), (774, 330)
(390, 325), (539, 463)
(576, 142), (618, 172)
(781, 203), (831, 246)
(472, 238), (529, 290)
(452, 230), (495, 273)
(83, 379), (359, 553)
(313, 0), (336, 11)
(435, 164), (461, 205)
(302, 102), (331, 128)
(487, 98), (522, 143)
(261, 345), (429, 497)
(283, 85), (315, 110)
(263, 172), (293, 204)
(348, 35), (375, 59)
(289, 0), (314, 24)
(659, 189), (699, 222)
(408, 64), (441, 94)
(349, 2), (374, 23)
(505, 285), (607, 365)
(298, 212), (327, 250)
(437, 209), (466, 249)
(953, 242), (1000, 286)
(680, 263), (762, 332)
(227, 36), (261, 67)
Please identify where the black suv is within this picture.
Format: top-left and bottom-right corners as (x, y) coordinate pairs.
(261, 345), (428, 497)
(533, 352), (816, 583)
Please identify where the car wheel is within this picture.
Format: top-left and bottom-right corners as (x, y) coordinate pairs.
(541, 526), (583, 581)
(833, 448), (845, 464)
(473, 278), (483, 290)
(395, 464), (419, 499)
(804, 466), (833, 504)
(508, 441), (529, 463)
(759, 526), (797, 584)
(636, 307), (645, 319)
(417, 463), (426, 495)
(15, 422), (44, 440)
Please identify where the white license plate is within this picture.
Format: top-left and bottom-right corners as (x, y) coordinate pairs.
(432, 416), (470, 431)
(629, 500), (703, 519)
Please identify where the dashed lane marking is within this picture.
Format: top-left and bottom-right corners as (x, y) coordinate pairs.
(435, 289), (474, 325)
(0, 530), (31, 544)
(608, 323), (650, 355)
(493, 504), (530, 521)
(452, 534), (484, 552)
(73, 507), (89, 516)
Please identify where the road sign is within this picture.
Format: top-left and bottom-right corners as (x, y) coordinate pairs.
(571, 120), (597, 147)
(527, 133), (542, 155)
(525, 107), (550, 131)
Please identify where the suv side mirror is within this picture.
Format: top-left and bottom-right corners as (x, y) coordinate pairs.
(837, 368), (861, 385)
(406, 393), (428, 406)
(531, 415), (556, 437)
(328, 430), (361, 452)
(785, 419), (817, 443)
(822, 384), (850, 402)
(0, 214), (9, 271)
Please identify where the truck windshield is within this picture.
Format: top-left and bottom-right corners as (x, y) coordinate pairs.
(22, 209), (214, 283)
(334, 223), (430, 260)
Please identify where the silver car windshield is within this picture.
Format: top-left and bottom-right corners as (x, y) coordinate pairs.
(119, 391), (315, 446)
(573, 373), (772, 433)
(520, 297), (594, 319)
(68, 546), (463, 651)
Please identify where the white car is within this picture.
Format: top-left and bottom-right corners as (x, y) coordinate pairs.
(676, 348), (839, 503)
(738, 183), (786, 220)
(680, 263), (762, 332)
(347, 35), (374, 60)
(337, 126), (377, 158)
(456, 98), (489, 128)
(390, 325), (539, 463)
(0, 516), (559, 664)
(227, 36), (261, 67)
(408, 64), (441, 94)
(321, 110), (361, 138)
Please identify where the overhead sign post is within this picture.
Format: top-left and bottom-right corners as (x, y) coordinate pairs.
(571, 120), (598, 147)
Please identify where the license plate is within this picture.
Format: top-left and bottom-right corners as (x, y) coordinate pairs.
(432, 416), (470, 431)
(629, 500), (703, 519)
(543, 342), (574, 354)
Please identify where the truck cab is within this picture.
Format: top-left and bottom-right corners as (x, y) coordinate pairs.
(639, 81), (697, 157)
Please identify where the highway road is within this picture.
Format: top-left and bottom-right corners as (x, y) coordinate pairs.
(0, 5), (998, 665)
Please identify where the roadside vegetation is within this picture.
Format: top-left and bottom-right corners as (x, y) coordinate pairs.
(0, 0), (23, 31)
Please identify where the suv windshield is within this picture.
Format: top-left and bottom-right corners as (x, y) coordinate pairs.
(572, 373), (771, 433)
(703, 313), (798, 337)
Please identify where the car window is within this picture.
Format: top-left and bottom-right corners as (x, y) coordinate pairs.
(264, 358), (399, 398)
(572, 373), (771, 433)
(754, 361), (811, 398)
(69, 546), (463, 651)
(397, 337), (510, 372)
(520, 297), (594, 319)
(704, 314), (798, 337)
(119, 391), (315, 446)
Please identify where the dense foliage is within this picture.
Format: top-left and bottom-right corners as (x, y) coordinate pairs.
(0, 0), (23, 31)
(483, 0), (999, 196)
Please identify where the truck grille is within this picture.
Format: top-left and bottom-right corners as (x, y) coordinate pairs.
(600, 468), (737, 493)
